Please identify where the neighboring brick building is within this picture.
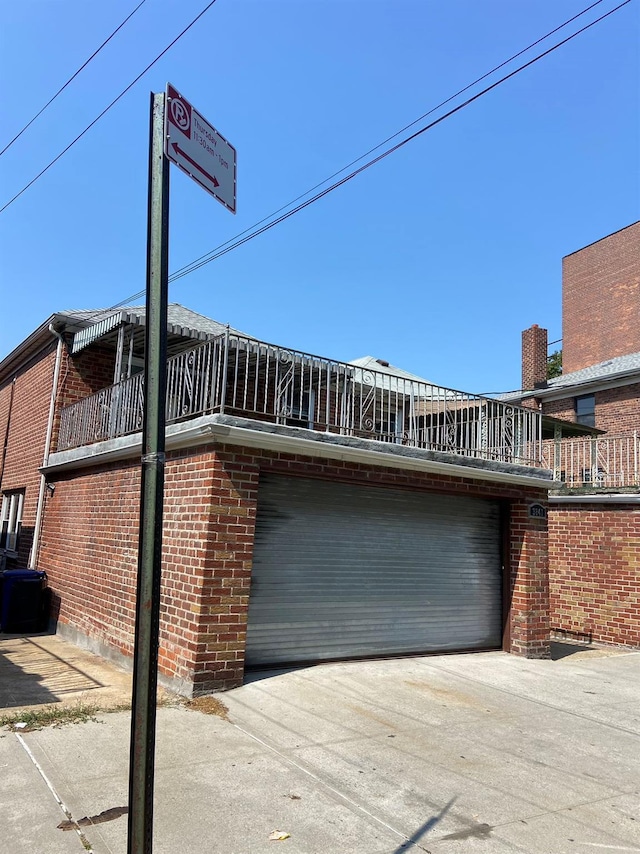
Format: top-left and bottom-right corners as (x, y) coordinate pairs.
(504, 222), (640, 649)
(1, 304), (553, 695)
(562, 222), (640, 375)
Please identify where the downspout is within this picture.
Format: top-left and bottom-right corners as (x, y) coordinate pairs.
(29, 325), (65, 568)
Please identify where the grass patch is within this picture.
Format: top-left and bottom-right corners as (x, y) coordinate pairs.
(186, 695), (229, 721)
(0, 701), (100, 732)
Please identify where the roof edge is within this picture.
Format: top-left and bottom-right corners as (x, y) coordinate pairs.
(0, 314), (70, 385)
(563, 220), (640, 259)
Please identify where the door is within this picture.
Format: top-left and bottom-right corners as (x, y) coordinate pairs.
(246, 474), (503, 666)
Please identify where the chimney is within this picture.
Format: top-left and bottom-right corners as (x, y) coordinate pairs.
(522, 324), (548, 391)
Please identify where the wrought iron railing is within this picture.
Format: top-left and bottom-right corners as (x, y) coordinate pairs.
(542, 433), (639, 488)
(57, 373), (145, 451)
(57, 333), (544, 467)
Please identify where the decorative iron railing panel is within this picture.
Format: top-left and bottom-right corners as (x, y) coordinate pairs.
(542, 433), (639, 488)
(57, 334), (544, 467)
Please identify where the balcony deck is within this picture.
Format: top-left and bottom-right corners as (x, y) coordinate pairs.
(57, 333), (545, 470)
(542, 433), (639, 490)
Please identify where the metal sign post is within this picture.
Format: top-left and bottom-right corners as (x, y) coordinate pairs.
(128, 84), (235, 854)
(127, 91), (169, 854)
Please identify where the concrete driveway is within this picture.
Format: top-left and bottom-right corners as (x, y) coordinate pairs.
(2, 644), (639, 853)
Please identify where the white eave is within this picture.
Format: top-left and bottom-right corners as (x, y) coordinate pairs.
(44, 414), (552, 489)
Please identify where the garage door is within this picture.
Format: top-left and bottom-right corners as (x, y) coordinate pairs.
(245, 474), (503, 667)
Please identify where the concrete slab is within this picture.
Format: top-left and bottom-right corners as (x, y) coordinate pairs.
(24, 708), (404, 854)
(0, 730), (88, 853)
(3, 643), (639, 854)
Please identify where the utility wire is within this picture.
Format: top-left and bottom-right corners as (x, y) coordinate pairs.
(0, 0), (148, 158)
(168, 0), (608, 281)
(45, 0), (633, 324)
(107, 0), (621, 312)
(168, 0), (632, 284)
(0, 0), (218, 215)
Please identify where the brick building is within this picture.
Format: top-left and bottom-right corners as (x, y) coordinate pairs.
(1, 303), (553, 695)
(505, 222), (640, 649)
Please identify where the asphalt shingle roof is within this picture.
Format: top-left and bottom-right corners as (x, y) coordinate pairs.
(349, 356), (435, 385)
(498, 351), (640, 402)
(61, 304), (249, 338)
(545, 351), (640, 389)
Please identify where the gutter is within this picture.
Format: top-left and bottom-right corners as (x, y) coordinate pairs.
(29, 325), (65, 567)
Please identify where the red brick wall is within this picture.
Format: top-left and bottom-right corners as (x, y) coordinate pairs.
(0, 341), (117, 567)
(0, 343), (58, 566)
(541, 398), (574, 422)
(595, 384), (640, 434)
(562, 222), (640, 374)
(549, 503), (640, 647)
(39, 441), (550, 693)
(59, 346), (115, 408)
(541, 383), (640, 434)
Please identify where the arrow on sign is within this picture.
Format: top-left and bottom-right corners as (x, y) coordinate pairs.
(171, 142), (220, 188)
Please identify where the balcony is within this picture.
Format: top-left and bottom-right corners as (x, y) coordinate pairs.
(57, 333), (544, 468)
(542, 433), (640, 490)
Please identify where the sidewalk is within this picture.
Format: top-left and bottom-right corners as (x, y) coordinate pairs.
(1, 637), (639, 853)
(0, 632), (134, 714)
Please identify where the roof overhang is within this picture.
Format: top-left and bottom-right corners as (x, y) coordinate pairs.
(44, 413), (553, 489)
(70, 309), (219, 356)
(541, 415), (605, 439)
(518, 369), (640, 404)
(0, 313), (89, 385)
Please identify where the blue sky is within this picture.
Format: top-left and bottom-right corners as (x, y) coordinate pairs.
(1, 0), (638, 394)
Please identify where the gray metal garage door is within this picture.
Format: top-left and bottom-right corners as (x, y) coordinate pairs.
(245, 474), (502, 666)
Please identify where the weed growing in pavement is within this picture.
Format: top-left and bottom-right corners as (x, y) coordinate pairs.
(0, 701), (101, 732)
(0, 693), (189, 733)
(185, 695), (230, 721)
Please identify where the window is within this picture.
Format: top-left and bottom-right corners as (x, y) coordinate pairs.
(375, 409), (405, 444)
(575, 394), (595, 427)
(1, 491), (24, 553)
(285, 390), (315, 429)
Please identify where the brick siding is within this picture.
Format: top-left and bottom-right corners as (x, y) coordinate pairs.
(39, 442), (550, 694)
(549, 503), (640, 647)
(0, 343), (58, 566)
(0, 341), (117, 567)
(562, 222), (640, 374)
(594, 384), (640, 434)
(541, 384), (640, 434)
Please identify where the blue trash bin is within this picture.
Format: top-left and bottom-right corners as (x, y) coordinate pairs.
(1, 569), (48, 633)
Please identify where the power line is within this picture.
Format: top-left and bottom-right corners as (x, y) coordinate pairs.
(168, 0), (608, 282)
(47, 0), (631, 319)
(0, 0), (148, 159)
(168, 0), (632, 284)
(108, 0), (622, 313)
(0, 0), (218, 215)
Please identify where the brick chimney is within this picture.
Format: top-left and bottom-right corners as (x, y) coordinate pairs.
(522, 324), (548, 391)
